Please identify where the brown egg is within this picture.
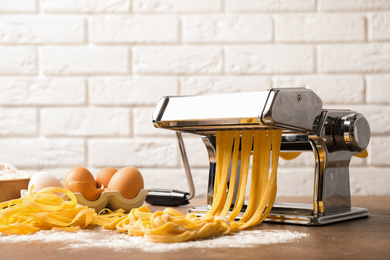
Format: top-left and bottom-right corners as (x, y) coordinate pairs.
(62, 167), (96, 189)
(62, 166), (102, 201)
(67, 181), (103, 201)
(96, 167), (117, 188)
(107, 167), (144, 199)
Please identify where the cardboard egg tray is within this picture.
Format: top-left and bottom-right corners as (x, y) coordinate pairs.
(72, 189), (148, 212)
(20, 188), (148, 213)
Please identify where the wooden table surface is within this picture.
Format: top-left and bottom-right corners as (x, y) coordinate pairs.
(1, 196), (389, 260)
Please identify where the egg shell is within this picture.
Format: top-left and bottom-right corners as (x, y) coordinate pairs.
(62, 167), (96, 190)
(67, 181), (103, 201)
(96, 167), (117, 188)
(28, 172), (64, 192)
(107, 167), (144, 199)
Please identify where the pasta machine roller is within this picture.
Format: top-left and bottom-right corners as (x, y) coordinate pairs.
(150, 88), (371, 225)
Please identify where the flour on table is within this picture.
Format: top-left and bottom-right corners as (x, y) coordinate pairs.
(0, 163), (31, 180)
(0, 227), (309, 252)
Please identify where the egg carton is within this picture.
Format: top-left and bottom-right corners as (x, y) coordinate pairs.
(72, 189), (148, 213)
(21, 189), (148, 213)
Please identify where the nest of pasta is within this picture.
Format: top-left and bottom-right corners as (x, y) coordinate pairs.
(0, 187), (124, 235)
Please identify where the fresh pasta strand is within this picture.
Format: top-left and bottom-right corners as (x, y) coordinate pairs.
(0, 187), (125, 235)
(206, 131), (235, 216)
(0, 130), (282, 240)
(106, 129), (283, 243)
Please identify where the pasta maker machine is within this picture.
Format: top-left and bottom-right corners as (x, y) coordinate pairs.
(149, 88), (371, 225)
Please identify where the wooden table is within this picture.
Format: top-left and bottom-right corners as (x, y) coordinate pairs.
(1, 196), (389, 260)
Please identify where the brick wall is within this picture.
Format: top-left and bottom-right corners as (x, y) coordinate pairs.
(0, 0), (389, 197)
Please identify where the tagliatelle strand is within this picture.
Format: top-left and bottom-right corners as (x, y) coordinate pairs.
(106, 130), (282, 243)
(0, 130), (282, 241)
(0, 187), (126, 235)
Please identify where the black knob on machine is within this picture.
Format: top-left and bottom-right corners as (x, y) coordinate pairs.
(334, 113), (371, 153)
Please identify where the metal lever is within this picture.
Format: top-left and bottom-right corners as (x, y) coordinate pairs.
(176, 131), (195, 200)
(145, 132), (195, 206)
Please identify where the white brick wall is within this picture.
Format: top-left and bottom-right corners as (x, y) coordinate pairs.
(275, 14), (365, 42)
(0, 16), (85, 44)
(183, 15), (273, 43)
(42, 47), (130, 75)
(0, 47), (36, 75)
(0, 78), (85, 105)
(134, 46), (222, 74)
(0, 0), (389, 197)
(226, 45), (314, 74)
(91, 15), (178, 43)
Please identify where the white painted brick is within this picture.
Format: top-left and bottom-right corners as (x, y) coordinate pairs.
(41, 108), (130, 136)
(226, 0), (315, 12)
(134, 46), (222, 74)
(133, 0), (220, 13)
(0, 16), (84, 44)
(350, 167), (390, 195)
(225, 45), (314, 74)
(368, 137), (390, 166)
(183, 15), (272, 43)
(275, 14), (365, 42)
(189, 168), (209, 198)
(133, 120), (209, 164)
(133, 107), (173, 137)
(0, 47), (36, 75)
(89, 77), (178, 105)
(180, 76), (271, 95)
(24, 168), (72, 181)
(320, 0), (390, 11)
(0, 78), (85, 105)
(42, 47), (130, 75)
(369, 13), (390, 41)
(141, 168), (209, 198)
(0, 108), (37, 136)
(88, 138), (179, 168)
(319, 44), (390, 73)
(273, 75), (365, 104)
(276, 167), (314, 197)
(91, 15), (178, 44)
(366, 75), (390, 104)
(180, 135), (211, 168)
(42, 0), (130, 13)
(0, 0), (36, 13)
(0, 138), (85, 168)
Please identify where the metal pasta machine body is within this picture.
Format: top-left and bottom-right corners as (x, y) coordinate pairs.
(151, 88), (371, 225)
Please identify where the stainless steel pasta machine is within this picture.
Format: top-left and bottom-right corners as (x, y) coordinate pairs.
(148, 88), (371, 225)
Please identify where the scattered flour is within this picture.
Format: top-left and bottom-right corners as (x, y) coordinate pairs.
(0, 227), (309, 252)
(0, 163), (31, 180)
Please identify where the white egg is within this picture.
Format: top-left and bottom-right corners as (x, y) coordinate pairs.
(28, 172), (64, 192)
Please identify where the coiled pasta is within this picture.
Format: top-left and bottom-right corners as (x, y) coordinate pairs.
(105, 130), (282, 243)
(0, 129), (282, 243)
(0, 187), (124, 235)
